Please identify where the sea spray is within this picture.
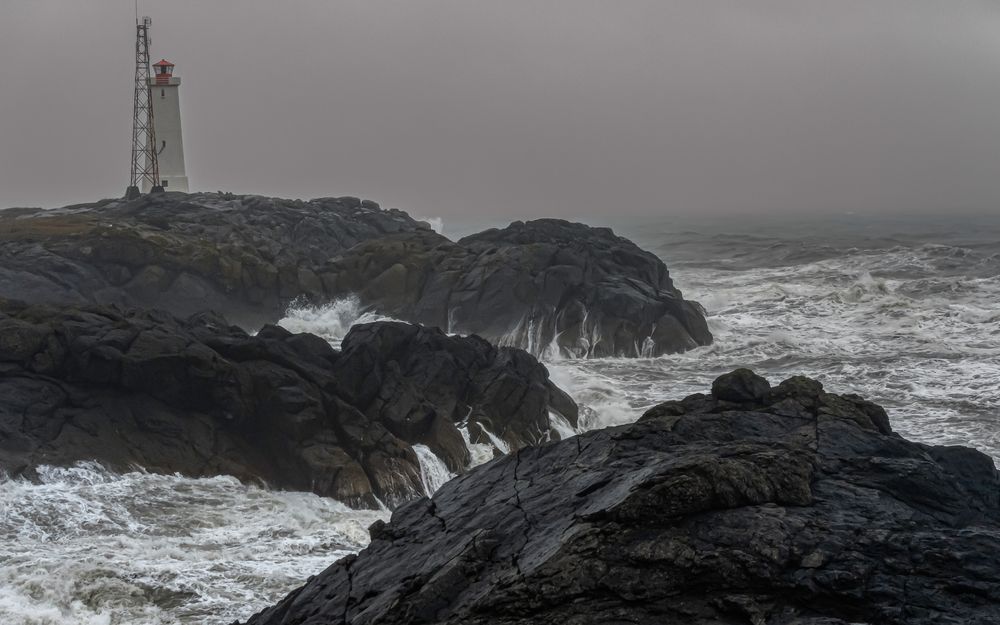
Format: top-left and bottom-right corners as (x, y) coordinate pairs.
(0, 463), (386, 625)
(412, 445), (454, 496)
(278, 296), (401, 348)
(478, 425), (511, 455)
(415, 216), (444, 235)
(458, 425), (496, 468)
(548, 411), (577, 440)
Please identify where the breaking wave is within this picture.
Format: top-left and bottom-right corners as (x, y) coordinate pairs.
(278, 296), (401, 348)
(412, 445), (454, 496)
(0, 463), (386, 625)
(548, 228), (1000, 462)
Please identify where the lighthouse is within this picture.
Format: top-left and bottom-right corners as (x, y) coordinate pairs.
(145, 59), (189, 192)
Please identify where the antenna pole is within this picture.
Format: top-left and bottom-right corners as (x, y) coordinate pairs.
(126, 16), (162, 199)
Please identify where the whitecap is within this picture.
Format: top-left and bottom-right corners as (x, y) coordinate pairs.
(278, 296), (401, 347)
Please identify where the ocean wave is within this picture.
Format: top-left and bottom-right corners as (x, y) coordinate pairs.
(0, 463), (386, 625)
(553, 238), (1000, 461)
(278, 296), (401, 348)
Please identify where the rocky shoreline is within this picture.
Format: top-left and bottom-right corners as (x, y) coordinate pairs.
(240, 369), (1000, 625)
(318, 218), (712, 357)
(0, 299), (574, 508)
(0, 193), (711, 357)
(1, 194), (997, 624)
(0, 194), (425, 329)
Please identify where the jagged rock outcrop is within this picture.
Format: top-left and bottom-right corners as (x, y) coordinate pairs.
(241, 369), (1000, 625)
(0, 299), (575, 508)
(320, 219), (712, 357)
(0, 193), (426, 329)
(0, 196), (711, 357)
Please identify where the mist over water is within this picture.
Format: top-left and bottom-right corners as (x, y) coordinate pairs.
(2, 212), (997, 624)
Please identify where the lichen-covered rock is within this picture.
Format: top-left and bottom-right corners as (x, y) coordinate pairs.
(0, 194), (426, 329)
(0, 299), (574, 509)
(240, 371), (1000, 625)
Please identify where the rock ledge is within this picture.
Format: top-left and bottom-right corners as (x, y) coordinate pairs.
(242, 369), (1000, 625)
(0, 299), (575, 508)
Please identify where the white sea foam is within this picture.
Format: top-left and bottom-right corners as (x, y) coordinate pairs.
(479, 425), (511, 456)
(0, 463), (386, 625)
(278, 296), (401, 348)
(548, 240), (1000, 460)
(546, 361), (646, 431)
(412, 445), (454, 496)
(458, 425), (496, 468)
(548, 411), (578, 440)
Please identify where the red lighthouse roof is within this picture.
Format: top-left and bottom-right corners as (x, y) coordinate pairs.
(153, 59), (175, 84)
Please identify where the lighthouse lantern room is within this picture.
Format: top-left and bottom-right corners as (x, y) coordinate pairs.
(153, 60), (175, 84)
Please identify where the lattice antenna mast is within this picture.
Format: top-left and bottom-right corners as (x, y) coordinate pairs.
(126, 15), (162, 198)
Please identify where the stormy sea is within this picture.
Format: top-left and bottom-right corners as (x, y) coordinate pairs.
(3, 213), (998, 624)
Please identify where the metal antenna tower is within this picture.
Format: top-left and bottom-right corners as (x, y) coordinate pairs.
(126, 15), (163, 199)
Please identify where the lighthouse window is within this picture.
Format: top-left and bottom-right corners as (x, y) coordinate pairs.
(161, 89), (165, 98)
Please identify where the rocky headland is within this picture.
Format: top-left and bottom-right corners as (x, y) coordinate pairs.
(0, 193), (425, 329)
(318, 218), (711, 357)
(0, 193), (710, 357)
(0, 299), (575, 508)
(241, 369), (1000, 625)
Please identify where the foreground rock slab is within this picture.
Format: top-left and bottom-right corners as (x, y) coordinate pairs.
(0, 300), (575, 508)
(242, 369), (1000, 625)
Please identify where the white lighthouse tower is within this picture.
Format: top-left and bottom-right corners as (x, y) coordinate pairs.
(144, 59), (189, 192)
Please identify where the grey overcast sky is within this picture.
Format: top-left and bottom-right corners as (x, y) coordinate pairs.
(2, 1), (1000, 218)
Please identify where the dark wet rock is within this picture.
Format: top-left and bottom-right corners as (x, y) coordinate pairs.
(241, 371), (1000, 625)
(319, 219), (712, 357)
(711, 367), (771, 403)
(0, 193), (426, 329)
(334, 322), (577, 474)
(1, 197), (710, 357)
(0, 299), (574, 509)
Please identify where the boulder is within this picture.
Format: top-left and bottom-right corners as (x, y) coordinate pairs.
(0, 299), (575, 509)
(711, 367), (771, 403)
(240, 371), (1000, 625)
